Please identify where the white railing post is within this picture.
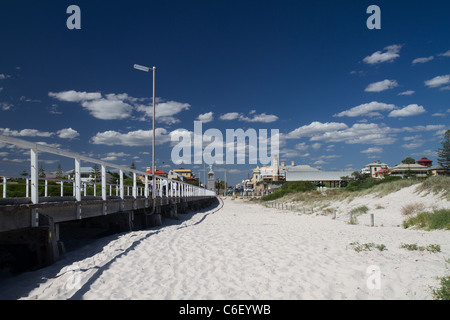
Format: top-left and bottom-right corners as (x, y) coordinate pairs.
(133, 172), (137, 199)
(2, 176), (6, 198)
(60, 181), (64, 197)
(74, 158), (81, 201)
(101, 165), (107, 201)
(30, 148), (39, 227)
(30, 148), (39, 204)
(26, 178), (29, 198)
(144, 175), (149, 198)
(119, 170), (124, 199)
(44, 179), (48, 197)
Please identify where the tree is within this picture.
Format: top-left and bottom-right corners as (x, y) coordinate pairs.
(56, 164), (64, 179)
(38, 165), (46, 178)
(91, 164), (100, 182)
(401, 157), (416, 164)
(437, 130), (450, 176)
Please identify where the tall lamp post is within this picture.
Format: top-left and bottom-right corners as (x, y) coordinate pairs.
(134, 64), (156, 213)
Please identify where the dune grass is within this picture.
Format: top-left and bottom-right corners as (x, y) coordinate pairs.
(416, 176), (450, 201)
(403, 209), (450, 230)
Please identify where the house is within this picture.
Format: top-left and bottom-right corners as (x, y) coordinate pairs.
(363, 160), (390, 178)
(390, 163), (428, 179)
(286, 169), (354, 187)
(145, 167), (168, 178)
(417, 157), (433, 167)
(172, 168), (194, 179)
(428, 165), (446, 176)
(374, 168), (391, 179)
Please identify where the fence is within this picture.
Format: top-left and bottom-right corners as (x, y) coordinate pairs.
(0, 134), (216, 205)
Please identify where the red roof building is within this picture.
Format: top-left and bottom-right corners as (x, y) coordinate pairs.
(417, 157), (432, 167)
(145, 168), (168, 177)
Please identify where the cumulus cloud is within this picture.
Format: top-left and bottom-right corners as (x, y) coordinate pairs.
(219, 111), (278, 123)
(286, 122), (348, 139)
(135, 100), (191, 125)
(363, 44), (402, 65)
(49, 90), (102, 102)
(424, 75), (450, 88)
(438, 50), (450, 57)
(310, 123), (398, 145)
(334, 101), (396, 118)
(90, 128), (171, 146)
(57, 128), (80, 139)
(49, 90), (190, 123)
(412, 56), (434, 64)
(0, 128), (54, 137)
(361, 147), (383, 154)
(388, 104), (426, 117)
(365, 80), (399, 92)
(398, 90), (415, 96)
(197, 112), (214, 123)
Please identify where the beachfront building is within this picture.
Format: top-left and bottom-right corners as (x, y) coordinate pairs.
(172, 168), (195, 180)
(363, 160), (390, 178)
(417, 157), (433, 167)
(374, 168), (391, 179)
(145, 168), (168, 178)
(428, 165), (446, 176)
(390, 163), (428, 179)
(286, 169), (354, 188)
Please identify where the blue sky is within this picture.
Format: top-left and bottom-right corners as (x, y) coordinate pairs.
(1, 0), (449, 186)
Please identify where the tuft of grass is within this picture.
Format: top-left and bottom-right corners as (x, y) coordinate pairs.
(416, 176), (450, 201)
(350, 205), (369, 215)
(349, 242), (386, 252)
(432, 275), (450, 300)
(400, 243), (441, 253)
(403, 209), (450, 230)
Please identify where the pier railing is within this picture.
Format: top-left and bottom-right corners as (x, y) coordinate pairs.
(0, 134), (216, 204)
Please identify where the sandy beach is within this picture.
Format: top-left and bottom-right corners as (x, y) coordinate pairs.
(0, 185), (449, 300)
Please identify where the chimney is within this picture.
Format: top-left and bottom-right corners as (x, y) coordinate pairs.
(281, 162), (285, 167)
(291, 161), (295, 166)
(377, 160), (380, 164)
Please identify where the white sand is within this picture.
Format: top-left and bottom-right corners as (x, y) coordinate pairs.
(0, 184), (449, 300)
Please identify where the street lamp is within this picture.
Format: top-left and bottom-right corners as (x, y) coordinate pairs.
(134, 64), (156, 212)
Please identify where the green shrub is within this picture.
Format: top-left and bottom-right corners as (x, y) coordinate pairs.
(261, 181), (315, 201)
(403, 209), (450, 230)
(433, 275), (450, 300)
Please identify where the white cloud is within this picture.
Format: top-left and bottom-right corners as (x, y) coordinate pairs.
(438, 50), (450, 57)
(49, 90), (102, 102)
(402, 141), (425, 150)
(50, 90), (190, 123)
(334, 101), (396, 118)
(286, 122), (348, 139)
(365, 79), (399, 92)
(101, 152), (130, 161)
(0, 74), (11, 80)
(0, 128), (54, 137)
(81, 99), (133, 120)
(240, 113), (279, 123)
(310, 123), (397, 145)
(197, 112), (214, 123)
(219, 111), (278, 123)
(136, 100), (191, 125)
(361, 147), (383, 154)
(220, 112), (241, 121)
(412, 56), (434, 64)
(388, 104), (426, 117)
(90, 128), (171, 146)
(398, 90), (415, 96)
(57, 128), (80, 139)
(424, 75), (450, 88)
(363, 44), (402, 65)
(1, 102), (13, 111)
